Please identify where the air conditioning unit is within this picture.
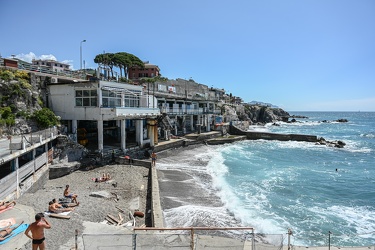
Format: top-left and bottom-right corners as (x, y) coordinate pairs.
(51, 77), (58, 83)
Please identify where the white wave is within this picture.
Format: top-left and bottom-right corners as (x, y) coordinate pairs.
(360, 133), (375, 138)
(163, 205), (237, 228)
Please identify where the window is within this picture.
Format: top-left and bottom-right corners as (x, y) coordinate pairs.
(102, 90), (121, 107)
(75, 89), (98, 107)
(101, 89), (141, 108)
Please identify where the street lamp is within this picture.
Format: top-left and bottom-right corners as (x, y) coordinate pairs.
(80, 39), (86, 70)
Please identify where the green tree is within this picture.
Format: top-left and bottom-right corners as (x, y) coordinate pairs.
(94, 52), (144, 79)
(32, 108), (60, 128)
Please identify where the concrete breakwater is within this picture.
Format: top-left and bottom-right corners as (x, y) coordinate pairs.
(246, 131), (318, 142)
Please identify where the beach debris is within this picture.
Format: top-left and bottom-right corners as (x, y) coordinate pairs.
(117, 213), (123, 226)
(89, 191), (111, 199)
(111, 192), (120, 201)
(133, 211), (144, 218)
(106, 214), (120, 225)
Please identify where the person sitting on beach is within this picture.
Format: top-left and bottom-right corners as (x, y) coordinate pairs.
(25, 213), (51, 249)
(48, 201), (74, 213)
(52, 198), (79, 208)
(63, 185), (78, 204)
(0, 200), (16, 211)
(0, 220), (24, 241)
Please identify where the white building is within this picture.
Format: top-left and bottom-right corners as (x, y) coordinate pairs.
(32, 59), (70, 72)
(48, 79), (160, 153)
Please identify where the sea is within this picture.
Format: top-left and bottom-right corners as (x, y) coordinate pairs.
(157, 112), (375, 247)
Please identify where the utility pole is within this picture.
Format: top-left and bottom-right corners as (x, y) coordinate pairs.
(287, 228), (293, 250)
(328, 231), (332, 250)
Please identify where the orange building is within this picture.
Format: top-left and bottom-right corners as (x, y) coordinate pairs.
(129, 61), (160, 80)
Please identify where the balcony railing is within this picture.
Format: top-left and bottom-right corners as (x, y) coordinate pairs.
(160, 107), (221, 115)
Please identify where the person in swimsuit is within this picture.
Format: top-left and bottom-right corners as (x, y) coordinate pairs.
(151, 151), (157, 167)
(25, 213), (51, 250)
(52, 198), (79, 208)
(0, 220), (24, 241)
(0, 200), (16, 211)
(63, 184), (78, 204)
(48, 201), (74, 213)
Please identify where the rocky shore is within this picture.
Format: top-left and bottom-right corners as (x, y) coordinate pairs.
(17, 164), (149, 250)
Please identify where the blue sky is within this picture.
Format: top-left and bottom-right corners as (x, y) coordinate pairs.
(1, 0), (374, 111)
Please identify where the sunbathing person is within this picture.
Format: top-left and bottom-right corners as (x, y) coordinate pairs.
(48, 201), (74, 213)
(63, 185), (78, 204)
(52, 198), (79, 208)
(0, 220), (24, 241)
(0, 200), (16, 211)
(95, 173), (111, 182)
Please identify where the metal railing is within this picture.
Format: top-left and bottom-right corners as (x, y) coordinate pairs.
(82, 227), (259, 250)
(0, 60), (86, 80)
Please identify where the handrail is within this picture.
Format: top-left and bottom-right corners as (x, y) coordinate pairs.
(133, 226), (255, 250)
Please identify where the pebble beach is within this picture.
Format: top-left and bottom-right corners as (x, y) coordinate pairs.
(16, 164), (149, 250)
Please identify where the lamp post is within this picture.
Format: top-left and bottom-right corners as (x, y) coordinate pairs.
(80, 39), (86, 70)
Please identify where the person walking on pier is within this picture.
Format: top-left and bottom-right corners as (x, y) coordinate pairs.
(151, 151), (157, 167)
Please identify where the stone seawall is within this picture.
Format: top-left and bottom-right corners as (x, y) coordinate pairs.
(246, 131), (318, 142)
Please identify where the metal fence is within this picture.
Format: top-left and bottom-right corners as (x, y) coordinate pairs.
(0, 60), (86, 80)
(81, 227), (285, 250)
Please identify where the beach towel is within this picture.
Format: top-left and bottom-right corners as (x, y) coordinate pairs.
(44, 211), (71, 216)
(0, 223), (28, 245)
(0, 218), (16, 229)
(0, 207), (13, 214)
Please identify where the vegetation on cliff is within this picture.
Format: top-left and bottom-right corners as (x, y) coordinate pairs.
(0, 68), (60, 136)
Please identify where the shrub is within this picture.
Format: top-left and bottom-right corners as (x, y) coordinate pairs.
(14, 70), (29, 80)
(16, 110), (32, 119)
(0, 70), (15, 81)
(32, 108), (60, 128)
(0, 107), (15, 126)
(19, 78), (32, 89)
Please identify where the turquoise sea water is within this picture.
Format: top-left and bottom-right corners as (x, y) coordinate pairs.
(158, 112), (375, 246)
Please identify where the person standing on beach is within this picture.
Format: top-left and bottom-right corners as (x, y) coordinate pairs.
(25, 213), (51, 250)
(151, 151), (157, 167)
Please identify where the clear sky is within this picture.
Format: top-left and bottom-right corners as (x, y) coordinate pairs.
(1, 0), (374, 111)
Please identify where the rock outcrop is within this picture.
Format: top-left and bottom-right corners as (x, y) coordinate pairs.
(244, 105), (290, 124)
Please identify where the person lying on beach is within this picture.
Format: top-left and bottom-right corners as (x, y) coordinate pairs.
(63, 185), (78, 204)
(0, 220), (24, 241)
(0, 200), (16, 211)
(95, 173), (111, 182)
(48, 201), (74, 213)
(52, 198), (79, 208)
(25, 213), (51, 249)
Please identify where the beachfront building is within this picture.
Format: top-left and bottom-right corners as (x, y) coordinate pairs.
(47, 78), (160, 153)
(32, 59), (70, 73)
(144, 78), (223, 137)
(129, 61), (160, 80)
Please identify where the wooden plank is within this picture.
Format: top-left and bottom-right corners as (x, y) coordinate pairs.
(116, 206), (125, 214)
(107, 214), (119, 224)
(117, 213), (123, 226)
(105, 217), (115, 224)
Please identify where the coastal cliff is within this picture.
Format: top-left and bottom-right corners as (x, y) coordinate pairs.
(221, 103), (290, 125)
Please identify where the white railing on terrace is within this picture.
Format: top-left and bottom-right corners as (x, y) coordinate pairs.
(0, 59), (86, 80)
(160, 107), (221, 115)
